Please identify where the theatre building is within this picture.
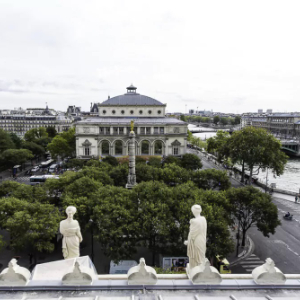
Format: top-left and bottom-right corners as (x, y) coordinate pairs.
(75, 85), (187, 158)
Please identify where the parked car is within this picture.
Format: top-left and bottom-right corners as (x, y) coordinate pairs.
(31, 166), (40, 173)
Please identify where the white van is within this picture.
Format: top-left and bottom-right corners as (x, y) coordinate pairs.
(109, 260), (137, 274)
(49, 164), (58, 173)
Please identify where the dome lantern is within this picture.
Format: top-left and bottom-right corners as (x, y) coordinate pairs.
(126, 84), (137, 94)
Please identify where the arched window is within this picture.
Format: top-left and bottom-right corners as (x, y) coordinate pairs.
(154, 141), (163, 155)
(141, 140), (150, 155)
(101, 141), (109, 155)
(115, 140), (123, 155)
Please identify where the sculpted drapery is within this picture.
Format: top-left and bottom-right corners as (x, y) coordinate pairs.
(185, 205), (207, 269)
(60, 206), (83, 259)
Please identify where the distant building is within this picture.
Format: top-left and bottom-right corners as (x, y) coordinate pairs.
(241, 112), (300, 139)
(0, 105), (73, 137)
(75, 85), (188, 158)
(258, 109), (263, 113)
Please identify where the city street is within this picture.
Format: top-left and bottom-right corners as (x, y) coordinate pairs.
(189, 148), (300, 274)
(232, 197), (300, 274)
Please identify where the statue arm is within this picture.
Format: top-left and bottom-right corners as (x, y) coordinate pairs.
(76, 222), (83, 242)
(60, 221), (66, 236)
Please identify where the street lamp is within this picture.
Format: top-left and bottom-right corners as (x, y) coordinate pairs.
(236, 210), (244, 257)
(89, 219), (94, 263)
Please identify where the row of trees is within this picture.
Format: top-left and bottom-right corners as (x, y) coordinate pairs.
(207, 127), (288, 184)
(0, 126), (76, 170)
(184, 115), (241, 126)
(0, 152), (280, 266)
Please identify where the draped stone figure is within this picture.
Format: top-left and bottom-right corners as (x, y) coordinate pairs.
(60, 206), (83, 259)
(184, 205), (207, 269)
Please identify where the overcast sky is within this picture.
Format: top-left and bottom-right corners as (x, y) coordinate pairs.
(0, 0), (299, 114)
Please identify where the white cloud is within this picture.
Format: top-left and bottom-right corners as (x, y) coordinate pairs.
(0, 0), (299, 113)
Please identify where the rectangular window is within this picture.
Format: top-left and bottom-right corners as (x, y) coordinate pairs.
(160, 127), (164, 134)
(173, 147), (179, 155)
(154, 127), (159, 134)
(84, 147), (90, 156)
(119, 127), (124, 134)
(146, 127), (151, 134)
(114, 127), (118, 134)
(140, 128), (145, 134)
(105, 127), (110, 135)
(99, 127), (104, 134)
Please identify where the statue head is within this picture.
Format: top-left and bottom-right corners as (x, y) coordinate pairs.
(191, 204), (202, 217)
(66, 206), (77, 219)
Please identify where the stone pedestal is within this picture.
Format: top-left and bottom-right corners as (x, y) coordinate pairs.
(127, 258), (157, 285)
(252, 258), (286, 285)
(0, 259), (31, 286)
(186, 258), (222, 284)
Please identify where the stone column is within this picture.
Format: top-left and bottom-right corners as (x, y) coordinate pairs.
(126, 130), (137, 189)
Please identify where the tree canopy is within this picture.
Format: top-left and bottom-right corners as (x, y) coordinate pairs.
(47, 127), (75, 158)
(226, 186), (280, 246)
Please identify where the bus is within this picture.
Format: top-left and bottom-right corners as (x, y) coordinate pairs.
(40, 159), (55, 169)
(30, 175), (59, 185)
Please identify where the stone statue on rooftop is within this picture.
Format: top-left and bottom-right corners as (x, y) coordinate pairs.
(60, 206), (83, 260)
(184, 204), (207, 269)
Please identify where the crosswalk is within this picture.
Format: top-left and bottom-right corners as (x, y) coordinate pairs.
(3, 176), (30, 182)
(240, 254), (264, 273)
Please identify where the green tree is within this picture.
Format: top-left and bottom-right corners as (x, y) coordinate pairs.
(24, 127), (48, 142)
(102, 155), (119, 166)
(22, 141), (45, 157)
(9, 133), (22, 149)
(147, 157), (162, 168)
(62, 185), (138, 262)
(206, 131), (231, 161)
(220, 117), (228, 126)
(0, 129), (15, 153)
(213, 115), (220, 125)
(228, 127), (288, 184)
(163, 155), (181, 167)
(47, 128), (75, 159)
(0, 197), (61, 261)
(162, 163), (190, 186)
(64, 177), (103, 198)
(192, 169), (231, 190)
(180, 115), (187, 122)
(234, 116), (241, 125)
(46, 126), (58, 138)
(86, 159), (101, 168)
(167, 182), (234, 261)
(181, 153), (202, 170)
(109, 165), (128, 187)
(66, 158), (86, 169)
(132, 181), (174, 265)
(0, 149), (34, 169)
(24, 127), (51, 149)
(136, 164), (162, 183)
(0, 181), (21, 197)
(226, 186), (280, 246)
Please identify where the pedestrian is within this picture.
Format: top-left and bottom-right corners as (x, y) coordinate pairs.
(295, 195), (298, 203)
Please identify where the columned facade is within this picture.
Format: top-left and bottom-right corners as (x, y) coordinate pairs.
(75, 86), (187, 158)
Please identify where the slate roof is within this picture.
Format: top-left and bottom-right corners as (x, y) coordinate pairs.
(77, 117), (186, 125)
(99, 94), (165, 106)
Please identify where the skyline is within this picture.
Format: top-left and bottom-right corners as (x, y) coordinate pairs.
(0, 0), (299, 113)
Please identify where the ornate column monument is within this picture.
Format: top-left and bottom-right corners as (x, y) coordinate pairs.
(60, 206), (83, 259)
(126, 120), (137, 189)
